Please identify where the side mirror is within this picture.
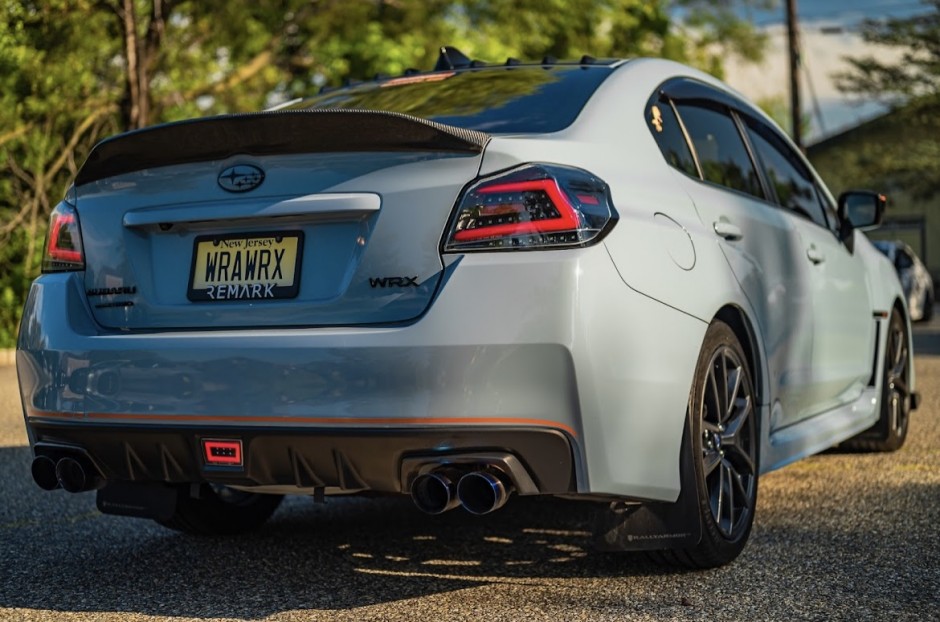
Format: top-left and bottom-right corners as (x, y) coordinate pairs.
(838, 190), (886, 230)
(837, 191), (886, 254)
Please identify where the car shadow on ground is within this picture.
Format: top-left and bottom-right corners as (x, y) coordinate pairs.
(0, 444), (677, 619)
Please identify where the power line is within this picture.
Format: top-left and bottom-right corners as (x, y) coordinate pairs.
(800, 37), (828, 137)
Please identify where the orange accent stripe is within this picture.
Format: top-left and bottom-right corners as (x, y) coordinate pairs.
(30, 409), (83, 419)
(27, 409), (577, 438)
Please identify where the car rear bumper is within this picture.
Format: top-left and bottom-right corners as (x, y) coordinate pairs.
(28, 420), (575, 494)
(18, 248), (707, 501)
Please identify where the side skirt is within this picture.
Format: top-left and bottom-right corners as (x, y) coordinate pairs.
(762, 386), (880, 473)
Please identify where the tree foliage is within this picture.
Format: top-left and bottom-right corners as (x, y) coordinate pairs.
(835, 1), (940, 102)
(0, 0), (122, 345)
(809, 99), (940, 199)
(829, 1), (940, 199)
(0, 0), (767, 346)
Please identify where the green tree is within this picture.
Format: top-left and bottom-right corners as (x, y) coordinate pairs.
(0, 0), (122, 345)
(836, 1), (940, 102)
(0, 0), (768, 347)
(831, 1), (940, 198)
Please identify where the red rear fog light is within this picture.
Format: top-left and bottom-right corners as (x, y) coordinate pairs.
(202, 439), (243, 466)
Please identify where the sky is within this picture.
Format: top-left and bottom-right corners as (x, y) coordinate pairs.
(720, 0), (928, 144)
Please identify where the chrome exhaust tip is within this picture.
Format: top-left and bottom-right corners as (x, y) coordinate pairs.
(411, 470), (461, 514)
(31, 455), (61, 491)
(457, 470), (510, 515)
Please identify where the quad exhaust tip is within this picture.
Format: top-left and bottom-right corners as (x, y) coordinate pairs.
(56, 457), (93, 493)
(31, 455), (102, 493)
(456, 470), (510, 515)
(411, 470), (461, 515)
(31, 455), (60, 491)
(411, 467), (512, 516)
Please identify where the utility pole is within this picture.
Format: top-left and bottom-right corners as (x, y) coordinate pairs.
(787, 0), (802, 150)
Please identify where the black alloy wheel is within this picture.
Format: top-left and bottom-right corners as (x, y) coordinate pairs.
(885, 310), (911, 444)
(844, 308), (911, 452)
(655, 320), (759, 568)
(700, 341), (758, 541)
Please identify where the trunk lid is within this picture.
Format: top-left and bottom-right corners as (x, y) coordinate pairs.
(74, 111), (487, 330)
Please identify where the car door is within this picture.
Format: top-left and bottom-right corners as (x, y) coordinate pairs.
(742, 117), (874, 418)
(663, 91), (818, 429)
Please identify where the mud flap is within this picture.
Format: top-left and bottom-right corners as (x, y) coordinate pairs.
(593, 419), (702, 551)
(97, 481), (177, 521)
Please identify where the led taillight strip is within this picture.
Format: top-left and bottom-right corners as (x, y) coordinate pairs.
(453, 179), (580, 242)
(47, 213), (82, 263)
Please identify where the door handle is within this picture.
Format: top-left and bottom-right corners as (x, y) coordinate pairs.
(806, 246), (825, 264)
(713, 221), (743, 241)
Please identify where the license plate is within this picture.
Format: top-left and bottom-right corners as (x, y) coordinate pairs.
(188, 231), (303, 302)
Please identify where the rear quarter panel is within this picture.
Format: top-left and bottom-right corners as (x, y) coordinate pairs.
(480, 59), (771, 405)
(481, 59), (753, 329)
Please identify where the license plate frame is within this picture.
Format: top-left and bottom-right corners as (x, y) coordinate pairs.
(187, 231), (304, 302)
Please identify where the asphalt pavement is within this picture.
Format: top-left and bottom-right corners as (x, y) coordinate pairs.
(1, 334), (938, 621)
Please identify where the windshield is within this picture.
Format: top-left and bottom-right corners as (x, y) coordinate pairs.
(297, 65), (616, 134)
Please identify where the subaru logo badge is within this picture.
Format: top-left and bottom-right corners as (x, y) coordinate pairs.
(218, 164), (265, 193)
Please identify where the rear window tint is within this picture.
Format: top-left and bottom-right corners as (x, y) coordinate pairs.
(300, 66), (614, 134)
(675, 103), (764, 200)
(648, 100), (697, 177)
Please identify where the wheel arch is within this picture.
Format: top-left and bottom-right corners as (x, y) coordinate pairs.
(714, 304), (764, 408)
(893, 296), (909, 325)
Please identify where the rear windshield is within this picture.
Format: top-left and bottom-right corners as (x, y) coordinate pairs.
(298, 65), (615, 134)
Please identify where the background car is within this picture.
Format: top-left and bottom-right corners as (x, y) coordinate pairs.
(873, 240), (934, 322)
(17, 47), (917, 568)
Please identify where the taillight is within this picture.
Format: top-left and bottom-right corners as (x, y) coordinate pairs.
(443, 164), (617, 251)
(42, 201), (85, 272)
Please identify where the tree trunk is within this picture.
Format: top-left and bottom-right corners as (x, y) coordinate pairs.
(117, 0), (171, 129)
(119, 0), (142, 129)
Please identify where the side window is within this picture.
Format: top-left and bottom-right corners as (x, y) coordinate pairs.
(674, 103), (764, 200)
(745, 121), (829, 228)
(647, 99), (698, 177)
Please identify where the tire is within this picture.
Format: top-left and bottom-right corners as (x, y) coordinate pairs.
(158, 484), (283, 535)
(654, 320), (760, 568)
(842, 308), (911, 452)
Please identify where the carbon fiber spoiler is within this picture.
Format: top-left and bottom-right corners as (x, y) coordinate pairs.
(75, 110), (490, 186)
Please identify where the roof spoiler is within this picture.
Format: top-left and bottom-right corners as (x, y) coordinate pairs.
(75, 110), (489, 186)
